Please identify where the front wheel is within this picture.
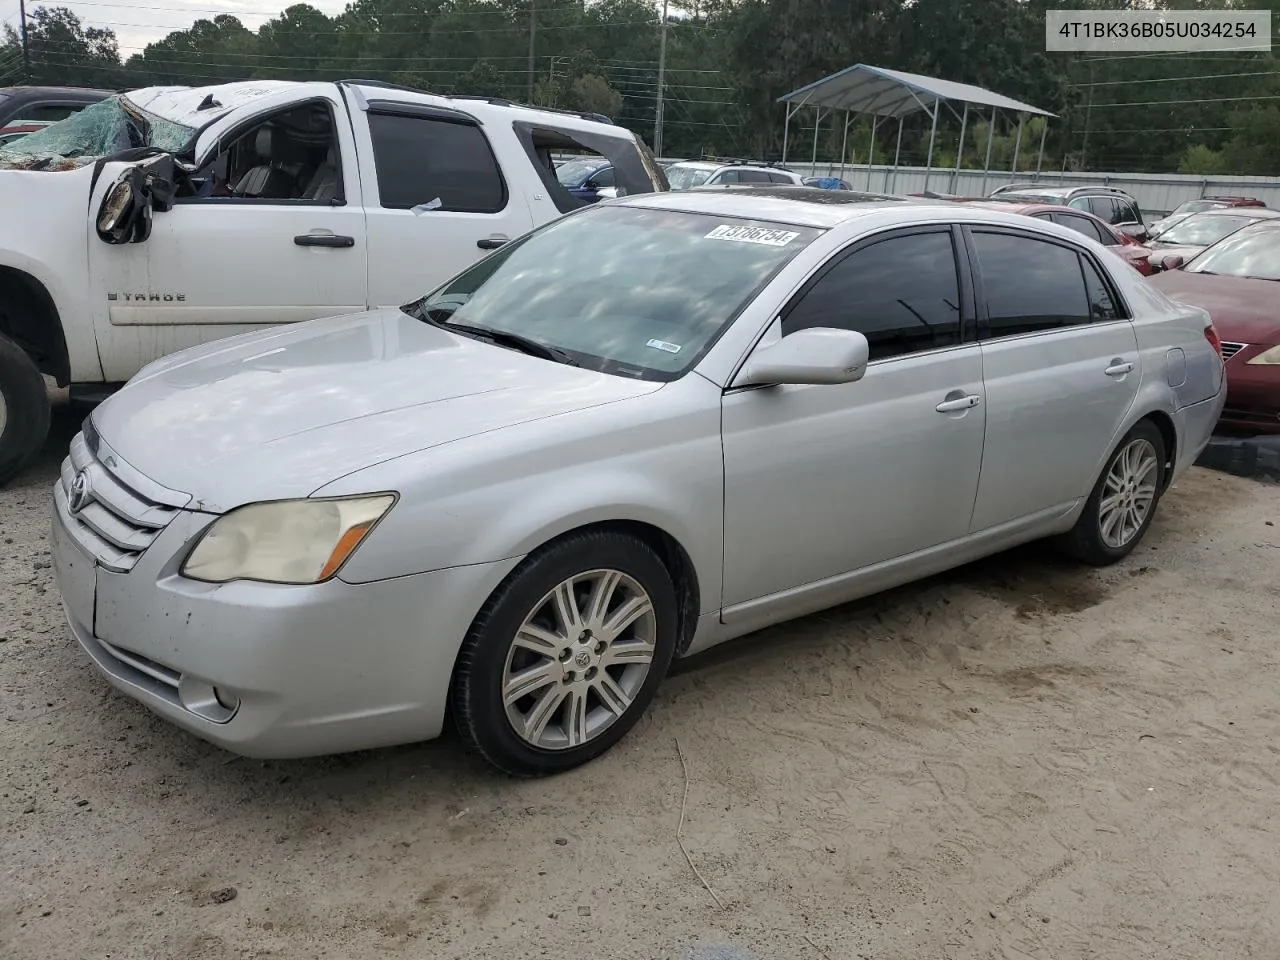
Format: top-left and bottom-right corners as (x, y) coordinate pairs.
(0, 333), (51, 487)
(1058, 420), (1166, 566)
(451, 531), (678, 776)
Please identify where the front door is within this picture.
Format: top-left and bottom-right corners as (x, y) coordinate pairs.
(87, 91), (368, 382)
(720, 227), (987, 608)
(964, 227), (1141, 531)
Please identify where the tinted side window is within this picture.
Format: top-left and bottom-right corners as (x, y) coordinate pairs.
(971, 231), (1091, 337)
(590, 166), (615, 188)
(768, 172), (793, 184)
(782, 231), (962, 361)
(368, 114), (506, 212)
(1081, 256), (1121, 322)
(1121, 200), (1142, 224)
(737, 169), (772, 183)
(710, 170), (736, 184)
(17, 103), (81, 123)
(1055, 212), (1109, 245)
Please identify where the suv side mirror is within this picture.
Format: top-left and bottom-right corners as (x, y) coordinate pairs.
(735, 328), (870, 387)
(96, 173), (152, 245)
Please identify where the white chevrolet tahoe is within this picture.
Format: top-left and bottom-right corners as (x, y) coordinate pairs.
(0, 79), (667, 484)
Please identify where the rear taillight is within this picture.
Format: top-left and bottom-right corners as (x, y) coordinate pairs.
(1204, 323), (1223, 359)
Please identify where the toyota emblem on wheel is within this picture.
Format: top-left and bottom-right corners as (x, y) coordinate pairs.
(68, 470), (92, 514)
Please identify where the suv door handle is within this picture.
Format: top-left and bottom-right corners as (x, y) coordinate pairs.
(1105, 360), (1134, 377)
(477, 237), (509, 250)
(294, 234), (354, 248)
(936, 394), (981, 413)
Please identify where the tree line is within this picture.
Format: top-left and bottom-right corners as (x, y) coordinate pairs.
(3, 0), (1279, 175)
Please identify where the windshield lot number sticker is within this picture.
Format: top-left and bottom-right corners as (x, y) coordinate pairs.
(705, 224), (800, 247)
(646, 339), (682, 354)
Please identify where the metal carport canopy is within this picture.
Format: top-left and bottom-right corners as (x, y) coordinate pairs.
(776, 63), (1057, 194)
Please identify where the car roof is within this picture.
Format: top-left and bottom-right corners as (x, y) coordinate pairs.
(1185, 207), (1280, 220)
(620, 186), (978, 229)
(0, 85), (114, 100)
(667, 160), (719, 170)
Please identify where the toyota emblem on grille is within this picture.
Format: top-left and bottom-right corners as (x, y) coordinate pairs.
(68, 470), (92, 514)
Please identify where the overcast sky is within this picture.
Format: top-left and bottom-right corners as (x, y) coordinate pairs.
(21, 0), (352, 53)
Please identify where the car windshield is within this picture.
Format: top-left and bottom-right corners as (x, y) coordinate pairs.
(1185, 225), (1280, 280)
(1174, 200), (1226, 215)
(555, 157), (607, 186)
(0, 95), (193, 169)
(411, 204), (821, 380)
(1156, 213), (1259, 247)
(664, 164), (714, 190)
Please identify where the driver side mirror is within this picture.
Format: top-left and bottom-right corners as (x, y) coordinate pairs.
(735, 327), (870, 387)
(1159, 253), (1185, 271)
(96, 174), (152, 245)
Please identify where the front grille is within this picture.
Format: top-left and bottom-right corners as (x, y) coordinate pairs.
(55, 433), (179, 573)
(1222, 341), (1247, 360)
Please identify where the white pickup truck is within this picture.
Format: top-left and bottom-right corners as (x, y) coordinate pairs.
(0, 79), (667, 484)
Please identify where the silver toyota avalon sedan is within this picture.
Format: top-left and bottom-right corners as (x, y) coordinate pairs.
(51, 188), (1226, 775)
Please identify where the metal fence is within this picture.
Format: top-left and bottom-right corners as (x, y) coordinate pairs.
(774, 162), (1280, 217)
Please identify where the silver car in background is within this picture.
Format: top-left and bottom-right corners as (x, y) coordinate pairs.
(51, 189), (1226, 775)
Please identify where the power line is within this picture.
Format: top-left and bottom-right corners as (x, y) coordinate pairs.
(1071, 69), (1280, 87)
(1091, 93), (1280, 108)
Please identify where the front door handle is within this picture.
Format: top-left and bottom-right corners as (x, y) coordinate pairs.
(294, 234), (354, 248)
(936, 394), (981, 413)
(477, 237), (509, 250)
(1105, 359), (1135, 377)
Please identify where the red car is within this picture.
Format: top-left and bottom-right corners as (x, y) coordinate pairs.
(950, 198), (1157, 275)
(1149, 221), (1280, 436)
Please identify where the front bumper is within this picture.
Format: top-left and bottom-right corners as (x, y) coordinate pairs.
(51, 482), (519, 759)
(1218, 360), (1280, 436)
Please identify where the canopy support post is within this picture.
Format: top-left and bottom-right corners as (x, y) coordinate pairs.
(811, 107), (822, 172)
(1035, 119), (1048, 177)
(1011, 112), (1024, 179)
(922, 97), (940, 194)
(782, 102), (793, 163)
(839, 112), (852, 181)
(865, 114), (878, 190)
(951, 101), (969, 194)
(888, 115), (904, 192)
(980, 107), (997, 195)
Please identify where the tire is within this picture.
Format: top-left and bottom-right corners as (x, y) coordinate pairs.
(1057, 419), (1166, 566)
(0, 333), (51, 488)
(451, 530), (678, 777)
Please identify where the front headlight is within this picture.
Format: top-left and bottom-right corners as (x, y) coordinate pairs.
(1245, 345), (1280, 365)
(181, 495), (396, 584)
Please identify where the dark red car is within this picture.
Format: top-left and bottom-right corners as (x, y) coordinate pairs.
(1149, 221), (1280, 436)
(950, 199), (1157, 275)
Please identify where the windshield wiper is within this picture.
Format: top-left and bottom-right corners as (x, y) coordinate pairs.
(441, 320), (579, 366)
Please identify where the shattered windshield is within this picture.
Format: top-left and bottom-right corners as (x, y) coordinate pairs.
(0, 95), (194, 169)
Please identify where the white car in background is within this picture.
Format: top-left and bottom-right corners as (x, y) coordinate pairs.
(52, 191), (1224, 776)
(664, 159), (803, 189)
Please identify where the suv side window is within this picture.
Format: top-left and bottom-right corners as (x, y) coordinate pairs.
(368, 113), (506, 213)
(709, 170), (736, 184)
(782, 230), (963, 361)
(768, 172), (793, 184)
(971, 231), (1094, 337)
(1054, 212), (1110, 245)
(737, 169), (772, 183)
(184, 101), (343, 203)
(13, 103), (83, 124)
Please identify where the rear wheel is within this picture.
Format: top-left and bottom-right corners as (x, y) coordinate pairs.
(1058, 420), (1166, 566)
(0, 333), (50, 487)
(451, 531), (678, 776)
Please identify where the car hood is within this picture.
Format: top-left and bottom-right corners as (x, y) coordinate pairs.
(1148, 270), (1280, 344)
(90, 308), (663, 511)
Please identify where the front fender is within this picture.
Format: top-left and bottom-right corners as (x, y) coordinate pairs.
(320, 380), (726, 616)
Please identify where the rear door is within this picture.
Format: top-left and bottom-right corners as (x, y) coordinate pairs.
(965, 227), (1140, 531)
(354, 100), (536, 308)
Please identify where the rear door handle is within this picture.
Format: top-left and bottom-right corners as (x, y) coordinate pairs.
(1105, 360), (1135, 377)
(477, 237), (509, 250)
(936, 394), (981, 413)
(294, 234), (354, 248)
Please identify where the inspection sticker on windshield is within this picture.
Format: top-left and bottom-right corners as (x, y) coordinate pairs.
(704, 224), (800, 247)
(646, 339), (682, 354)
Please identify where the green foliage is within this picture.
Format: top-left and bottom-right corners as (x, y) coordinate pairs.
(2, 0), (1278, 173)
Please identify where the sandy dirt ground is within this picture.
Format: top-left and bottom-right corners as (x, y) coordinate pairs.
(3, 404), (1280, 960)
